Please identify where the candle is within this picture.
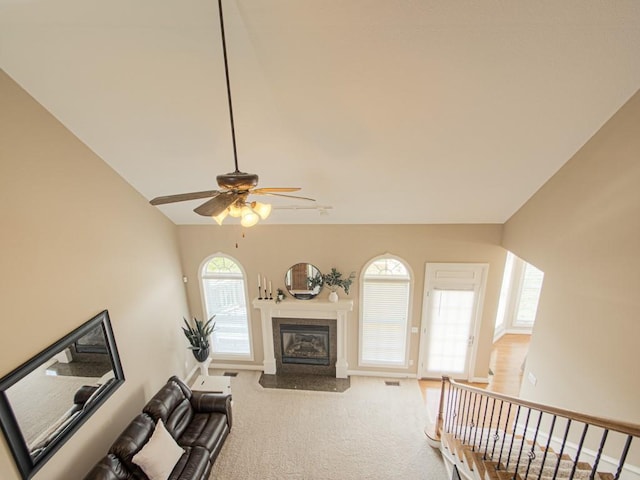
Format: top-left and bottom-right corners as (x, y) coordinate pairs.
(269, 281), (272, 295)
(258, 274), (261, 289)
(263, 276), (267, 290)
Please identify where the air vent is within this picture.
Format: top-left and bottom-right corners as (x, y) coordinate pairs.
(384, 380), (400, 387)
(223, 371), (238, 377)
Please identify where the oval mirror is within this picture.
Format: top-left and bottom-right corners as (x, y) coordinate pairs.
(284, 263), (323, 300)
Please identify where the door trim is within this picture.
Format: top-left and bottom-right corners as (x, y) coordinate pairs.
(418, 262), (488, 380)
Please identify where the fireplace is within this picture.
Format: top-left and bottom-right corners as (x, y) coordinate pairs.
(252, 298), (353, 378)
(273, 317), (337, 376)
(280, 324), (330, 366)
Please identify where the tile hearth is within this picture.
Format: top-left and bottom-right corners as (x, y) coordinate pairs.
(259, 373), (350, 393)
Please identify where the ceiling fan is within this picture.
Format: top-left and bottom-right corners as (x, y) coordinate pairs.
(149, 0), (315, 227)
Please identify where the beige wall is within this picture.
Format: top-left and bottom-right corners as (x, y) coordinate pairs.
(503, 89), (640, 423)
(177, 223), (505, 379)
(0, 71), (191, 479)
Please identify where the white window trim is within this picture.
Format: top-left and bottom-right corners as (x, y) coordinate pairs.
(512, 262), (543, 328)
(198, 252), (254, 362)
(358, 253), (414, 369)
(494, 253), (542, 341)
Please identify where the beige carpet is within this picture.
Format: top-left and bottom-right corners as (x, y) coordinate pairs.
(210, 371), (447, 480)
(6, 362), (95, 444)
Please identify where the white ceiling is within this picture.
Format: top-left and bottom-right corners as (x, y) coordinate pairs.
(2, 0), (639, 225)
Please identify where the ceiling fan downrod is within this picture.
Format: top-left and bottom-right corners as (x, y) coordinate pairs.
(217, 0), (240, 173)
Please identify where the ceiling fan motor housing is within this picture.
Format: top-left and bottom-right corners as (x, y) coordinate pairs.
(217, 171), (259, 190)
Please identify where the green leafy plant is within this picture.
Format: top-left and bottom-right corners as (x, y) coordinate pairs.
(307, 273), (323, 291)
(322, 268), (356, 294)
(182, 316), (216, 352)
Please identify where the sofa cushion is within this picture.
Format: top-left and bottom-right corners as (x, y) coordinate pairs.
(190, 392), (233, 429)
(132, 420), (185, 480)
(83, 453), (134, 480)
(108, 414), (155, 477)
(177, 412), (228, 452)
(167, 446), (211, 480)
(143, 381), (194, 439)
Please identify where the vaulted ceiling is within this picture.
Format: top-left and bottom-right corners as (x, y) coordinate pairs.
(2, 0), (639, 224)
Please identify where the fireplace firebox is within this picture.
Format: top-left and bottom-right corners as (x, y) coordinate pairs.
(280, 324), (330, 366)
(272, 317), (337, 376)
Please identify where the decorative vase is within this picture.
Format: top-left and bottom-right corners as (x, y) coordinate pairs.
(328, 290), (339, 303)
(192, 347), (209, 363)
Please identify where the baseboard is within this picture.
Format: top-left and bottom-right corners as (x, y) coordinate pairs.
(208, 364), (421, 379)
(504, 328), (533, 335)
(519, 425), (640, 480)
(470, 376), (490, 384)
(210, 365), (476, 383)
(347, 369), (417, 379)
(185, 364), (199, 384)
(208, 363), (264, 372)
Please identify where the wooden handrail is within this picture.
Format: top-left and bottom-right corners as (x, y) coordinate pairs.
(446, 377), (640, 438)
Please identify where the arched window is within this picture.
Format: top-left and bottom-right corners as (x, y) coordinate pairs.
(359, 255), (412, 367)
(200, 254), (252, 359)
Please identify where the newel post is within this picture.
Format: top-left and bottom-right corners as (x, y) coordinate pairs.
(437, 376), (449, 440)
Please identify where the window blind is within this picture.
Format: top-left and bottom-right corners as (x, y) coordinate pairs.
(361, 279), (410, 366)
(202, 277), (250, 356)
(515, 263), (544, 326)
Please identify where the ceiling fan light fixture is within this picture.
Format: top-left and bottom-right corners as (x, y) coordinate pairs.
(147, 0), (315, 222)
(252, 201), (272, 220)
(240, 206), (259, 227)
(228, 201), (244, 218)
(212, 208), (229, 225)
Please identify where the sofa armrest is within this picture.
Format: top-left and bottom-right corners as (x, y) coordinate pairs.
(83, 454), (131, 480)
(190, 392), (232, 428)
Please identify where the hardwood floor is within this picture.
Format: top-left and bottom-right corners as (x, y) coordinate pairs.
(419, 334), (531, 410)
(486, 333), (530, 396)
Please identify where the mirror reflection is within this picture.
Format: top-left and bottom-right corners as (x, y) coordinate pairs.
(0, 310), (124, 480)
(285, 263), (323, 299)
(6, 325), (114, 459)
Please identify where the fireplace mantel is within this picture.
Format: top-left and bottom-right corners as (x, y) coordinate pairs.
(252, 298), (353, 378)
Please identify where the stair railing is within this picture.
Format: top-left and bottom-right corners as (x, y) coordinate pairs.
(437, 376), (640, 480)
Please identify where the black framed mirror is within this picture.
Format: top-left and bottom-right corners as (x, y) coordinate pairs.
(284, 263), (323, 300)
(0, 310), (124, 480)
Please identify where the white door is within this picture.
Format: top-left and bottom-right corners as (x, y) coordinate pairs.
(418, 263), (488, 380)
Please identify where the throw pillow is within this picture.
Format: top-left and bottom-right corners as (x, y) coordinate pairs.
(132, 419), (184, 480)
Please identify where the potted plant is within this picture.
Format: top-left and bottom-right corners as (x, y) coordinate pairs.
(276, 288), (285, 303)
(307, 273), (323, 293)
(182, 316), (216, 362)
(322, 268), (356, 302)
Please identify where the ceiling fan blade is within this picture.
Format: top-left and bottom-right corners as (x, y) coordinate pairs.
(150, 190), (221, 205)
(251, 187), (301, 194)
(194, 192), (239, 217)
(257, 192), (316, 202)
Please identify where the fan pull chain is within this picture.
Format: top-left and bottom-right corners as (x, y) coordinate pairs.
(235, 230), (246, 248)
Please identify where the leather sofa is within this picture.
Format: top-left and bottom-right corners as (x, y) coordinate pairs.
(83, 375), (232, 480)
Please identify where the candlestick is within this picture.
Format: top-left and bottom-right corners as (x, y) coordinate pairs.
(269, 281), (272, 296)
(258, 274), (261, 289)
